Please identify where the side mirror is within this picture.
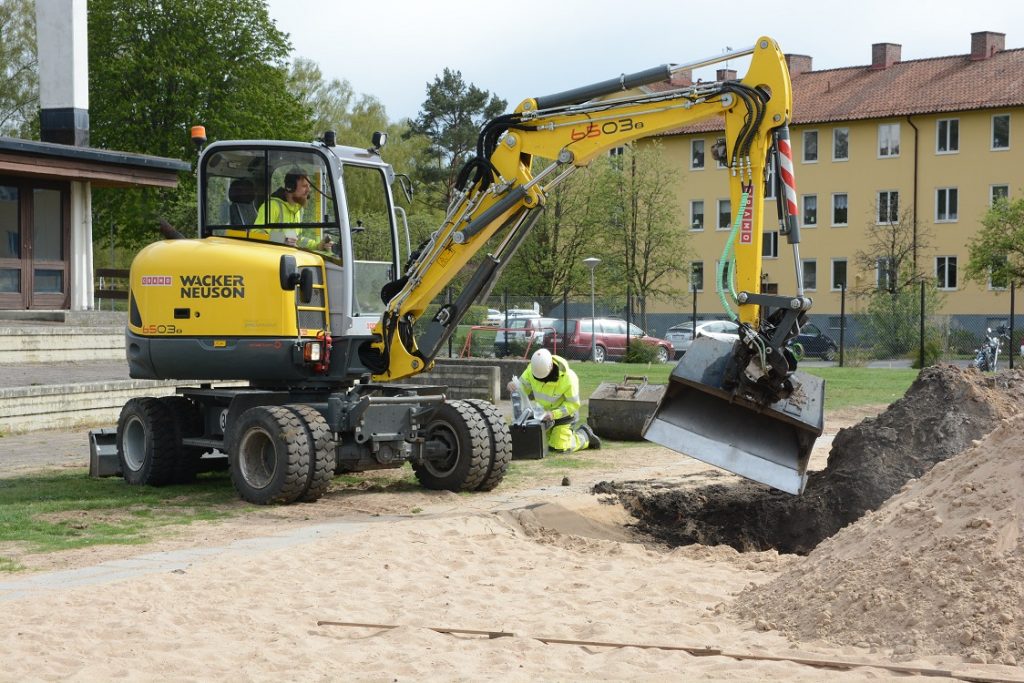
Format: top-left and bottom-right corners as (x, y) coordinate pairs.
(279, 255), (299, 291)
(298, 268), (314, 304)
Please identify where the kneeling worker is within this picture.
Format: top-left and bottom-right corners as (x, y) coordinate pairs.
(514, 348), (601, 453)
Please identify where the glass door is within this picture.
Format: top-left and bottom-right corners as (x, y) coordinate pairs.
(0, 180), (69, 309)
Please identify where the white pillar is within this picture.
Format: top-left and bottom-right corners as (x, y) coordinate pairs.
(69, 181), (93, 310)
(36, 0), (90, 145)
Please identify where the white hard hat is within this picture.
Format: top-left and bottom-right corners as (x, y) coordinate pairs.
(530, 348), (553, 378)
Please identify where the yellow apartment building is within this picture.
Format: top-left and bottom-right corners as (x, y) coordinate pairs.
(646, 31), (1022, 334)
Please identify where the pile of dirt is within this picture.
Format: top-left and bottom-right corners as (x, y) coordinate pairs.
(731, 414), (1024, 664)
(596, 365), (1024, 554)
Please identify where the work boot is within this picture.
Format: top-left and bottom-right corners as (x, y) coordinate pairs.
(580, 423), (601, 450)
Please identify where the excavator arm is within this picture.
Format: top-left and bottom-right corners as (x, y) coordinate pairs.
(362, 37), (801, 385)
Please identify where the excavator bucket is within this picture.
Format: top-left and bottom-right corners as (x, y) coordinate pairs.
(643, 336), (824, 494)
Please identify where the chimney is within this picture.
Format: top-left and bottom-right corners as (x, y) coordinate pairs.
(35, 0), (89, 146)
(785, 54), (813, 77)
(669, 69), (692, 87)
(970, 31), (1005, 60)
(716, 68), (737, 82)
(870, 43), (901, 70)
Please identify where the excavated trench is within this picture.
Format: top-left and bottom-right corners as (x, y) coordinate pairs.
(595, 365), (1024, 555)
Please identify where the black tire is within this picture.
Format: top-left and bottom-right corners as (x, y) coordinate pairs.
(463, 399), (512, 492)
(285, 404), (335, 503)
(158, 396), (206, 483)
(821, 347), (837, 362)
(117, 397), (179, 486)
(229, 405), (311, 505)
(655, 346), (670, 363)
(592, 344), (607, 363)
(413, 400), (490, 492)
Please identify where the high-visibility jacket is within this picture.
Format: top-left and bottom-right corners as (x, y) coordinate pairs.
(520, 354), (587, 452)
(253, 197), (322, 248)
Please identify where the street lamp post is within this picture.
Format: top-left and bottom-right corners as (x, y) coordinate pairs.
(583, 257), (601, 361)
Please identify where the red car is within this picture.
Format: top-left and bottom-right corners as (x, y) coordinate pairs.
(550, 317), (673, 363)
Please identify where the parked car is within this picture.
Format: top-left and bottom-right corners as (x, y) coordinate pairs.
(551, 317), (673, 363)
(483, 309), (503, 326)
(493, 316), (560, 357)
(484, 307), (539, 327)
(665, 319), (740, 359)
(791, 322), (839, 361)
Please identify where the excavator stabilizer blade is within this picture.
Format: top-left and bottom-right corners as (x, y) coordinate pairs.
(642, 336), (824, 495)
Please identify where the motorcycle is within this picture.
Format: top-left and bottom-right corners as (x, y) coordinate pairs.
(973, 326), (1009, 372)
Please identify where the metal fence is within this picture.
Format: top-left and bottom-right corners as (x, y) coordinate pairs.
(440, 284), (1022, 369)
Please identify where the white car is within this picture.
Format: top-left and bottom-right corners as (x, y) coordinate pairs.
(665, 319), (740, 359)
(484, 309), (503, 326)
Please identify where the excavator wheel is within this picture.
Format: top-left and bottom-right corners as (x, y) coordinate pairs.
(229, 405), (311, 505)
(285, 404), (335, 503)
(463, 399), (512, 491)
(157, 395), (206, 484)
(117, 397), (179, 487)
(413, 400), (490, 492)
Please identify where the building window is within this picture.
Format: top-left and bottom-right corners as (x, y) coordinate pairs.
(936, 188), (958, 222)
(764, 161), (776, 200)
(831, 259), (847, 290)
(762, 231), (779, 259)
(991, 185), (1009, 204)
(936, 119), (959, 153)
(832, 127), (849, 161)
(715, 259), (731, 292)
(878, 123), (900, 157)
(690, 199), (705, 230)
(691, 261), (704, 292)
(802, 194), (817, 227)
(992, 114), (1010, 150)
(803, 130), (818, 162)
(832, 193), (848, 226)
(989, 255), (1009, 290)
(691, 139), (705, 170)
(877, 190), (899, 224)
(876, 257), (895, 291)
(717, 199), (731, 230)
(802, 259), (817, 290)
(936, 256), (957, 290)
(609, 146), (625, 157)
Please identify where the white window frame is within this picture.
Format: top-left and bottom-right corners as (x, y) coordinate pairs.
(714, 259), (731, 292)
(802, 258), (817, 291)
(876, 257), (894, 291)
(690, 139), (705, 170)
(831, 192), (848, 227)
(936, 256), (958, 290)
(878, 122), (901, 158)
(830, 258), (848, 291)
(876, 190), (899, 225)
(802, 129), (819, 163)
(991, 184), (1009, 205)
(936, 118), (959, 154)
(762, 231), (779, 259)
(689, 199), (705, 231)
(609, 146), (625, 157)
(764, 162), (776, 200)
(936, 187), (959, 223)
(690, 261), (704, 292)
(716, 199), (731, 231)
(802, 194), (817, 227)
(832, 127), (849, 161)
(992, 114), (1010, 151)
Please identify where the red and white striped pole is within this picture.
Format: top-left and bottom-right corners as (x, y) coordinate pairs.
(774, 125), (800, 242)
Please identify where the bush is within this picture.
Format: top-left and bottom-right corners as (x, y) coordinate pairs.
(623, 341), (659, 364)
(946, 328), (979, 355)
(910, 336), (943, 369)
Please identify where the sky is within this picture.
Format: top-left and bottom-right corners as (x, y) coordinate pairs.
(266, 0), (1023, 124)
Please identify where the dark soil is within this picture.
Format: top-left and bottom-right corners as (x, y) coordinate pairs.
(595, 365), (1024, 554)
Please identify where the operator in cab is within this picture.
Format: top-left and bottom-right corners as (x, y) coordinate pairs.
(254, 170), (332, 251)
(512, 349), (601, 453)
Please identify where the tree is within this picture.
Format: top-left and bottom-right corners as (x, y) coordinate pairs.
(966, 194), (1024, 288)
(0, 0), (37, 138)
(407, 68), (506, 209)
(88, 0), (311, 247)
(594, 142), (688, 327)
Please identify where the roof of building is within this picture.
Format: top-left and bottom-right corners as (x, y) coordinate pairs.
(661, 45), (1024, 135)
(0, 137), (189, 188)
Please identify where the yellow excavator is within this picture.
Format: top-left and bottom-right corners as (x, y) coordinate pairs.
(111, 37), (822, 504)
